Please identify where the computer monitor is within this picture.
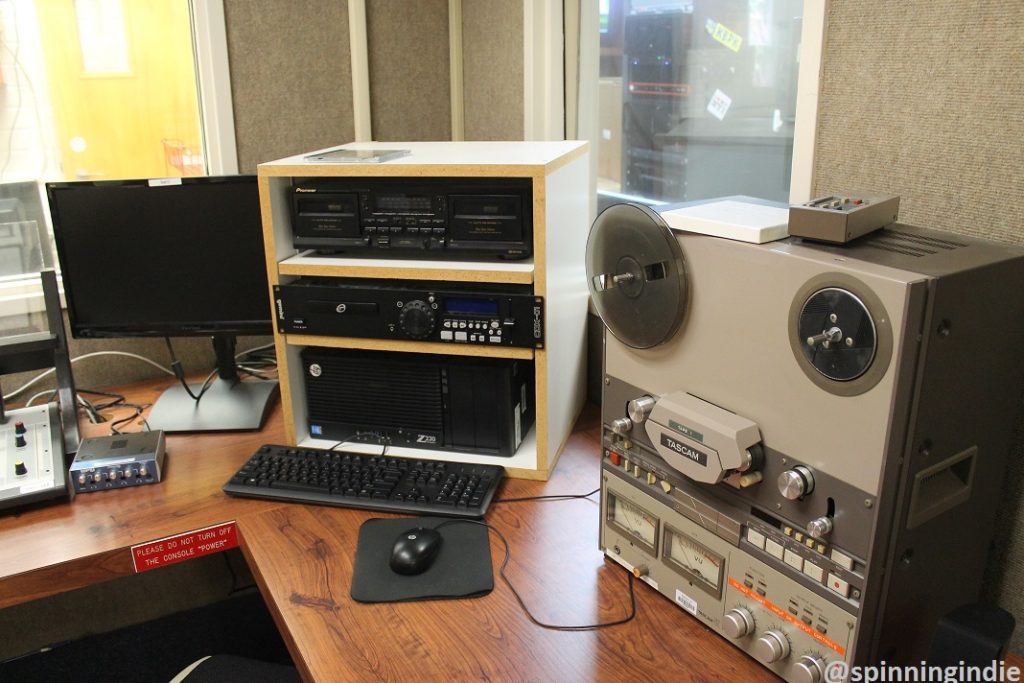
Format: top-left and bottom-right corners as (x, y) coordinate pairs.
(46, 175), (278, 432)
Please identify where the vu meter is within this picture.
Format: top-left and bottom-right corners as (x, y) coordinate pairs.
(665, 527), (724, 598)
(607, 493), (658, 555)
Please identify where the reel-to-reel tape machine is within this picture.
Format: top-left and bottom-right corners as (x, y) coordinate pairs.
(588, 200), (1024, 680)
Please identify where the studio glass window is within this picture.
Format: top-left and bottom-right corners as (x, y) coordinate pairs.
(0, 0), (232, 323)
(596, 0), (804, 207)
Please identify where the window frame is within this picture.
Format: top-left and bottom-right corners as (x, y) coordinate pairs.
(557, 0), (828, 226)
(0, 0), (237, 319)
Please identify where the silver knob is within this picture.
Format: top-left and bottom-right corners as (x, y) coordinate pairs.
(92, 472), (103, 483)
(138, 465), (149, 477)
(777, 465), (814, 500)
(792, 656), (826, 683)
(721, 607), (754, 639)
(107, 469), (119, 481)
(610, 417), (633, 435)
(752, 629), (791, 664)
(78, 473), (87, 485)
(627, 396), (657, 424)
(806, 326), (843, 347)
(807, 516), (834, 539)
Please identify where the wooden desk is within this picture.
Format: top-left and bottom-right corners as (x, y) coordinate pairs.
(7, 377), (1015, 681)
(0, 376), (285, 609)
(240, 406), (774, 682)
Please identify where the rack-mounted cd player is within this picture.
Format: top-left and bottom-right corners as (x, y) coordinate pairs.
(274, 278), (543, 348)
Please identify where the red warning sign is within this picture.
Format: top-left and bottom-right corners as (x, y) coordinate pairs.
(131, 521), (238, 573)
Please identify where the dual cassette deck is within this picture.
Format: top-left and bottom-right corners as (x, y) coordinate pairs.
(291, 177), (532, 260)
(588, 201), (1024, 680)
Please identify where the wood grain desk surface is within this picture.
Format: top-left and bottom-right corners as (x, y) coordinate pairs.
(0, 376), (287, 608)
(6, 376), (1014, 681)
(240, 406), (773, 683)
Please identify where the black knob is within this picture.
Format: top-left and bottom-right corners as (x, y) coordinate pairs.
(14, 460), (27, 476)
(15, 434), (26, 448)
(399, 300), (436, 339)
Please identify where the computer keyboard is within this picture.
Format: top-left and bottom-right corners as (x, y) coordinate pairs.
(223, 444), (505, 518)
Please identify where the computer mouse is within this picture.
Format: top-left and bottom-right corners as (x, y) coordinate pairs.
(389, 526), (443, 575)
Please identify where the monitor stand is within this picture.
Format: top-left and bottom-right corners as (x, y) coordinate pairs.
(147, 377), (279, 433)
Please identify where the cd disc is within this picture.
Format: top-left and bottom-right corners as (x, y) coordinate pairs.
(585, 203), (687, 349)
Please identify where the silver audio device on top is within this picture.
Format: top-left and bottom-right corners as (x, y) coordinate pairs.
(587, 199), (1024, 680)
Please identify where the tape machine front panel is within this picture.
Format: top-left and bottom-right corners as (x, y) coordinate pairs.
(601, 231), (926, 497)
(601, 467), (856, 680)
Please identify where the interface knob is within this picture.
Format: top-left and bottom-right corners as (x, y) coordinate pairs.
(14, 460), (27, 476)
(807, 516), (834, 539)
(722, 607), (755, 639)
(627, 395), (657, 424)
(398, 300), (436, 340)
(752, 630), (791, 664)
(610, 417), (633, 435)
(778, 465), (815, 500)
(792, 656), (826, 683)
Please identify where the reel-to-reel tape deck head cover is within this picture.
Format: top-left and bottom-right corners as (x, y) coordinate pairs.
(589, 201), (1024, 680)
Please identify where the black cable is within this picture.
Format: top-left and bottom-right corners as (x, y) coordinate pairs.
(78, 388), (127, 414)
(235, 346), (279, 379)
(76, 395), (105, 424)
(329, 431), (391, 456)
(109, 406), (150, 435)
(77, 387), (150, 434)
(236, 366), (271, 380)
(492, 487), (600, 504)
(433, 519), (638, 631)
(164, 337), (216, 402)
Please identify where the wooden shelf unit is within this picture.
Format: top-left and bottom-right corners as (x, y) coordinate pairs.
(257, 141), (590, 480)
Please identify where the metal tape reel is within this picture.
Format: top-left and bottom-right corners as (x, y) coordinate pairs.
(586, 202), (687, 349)
(787, 273), (893, 397)
(797, 287), (877, 381)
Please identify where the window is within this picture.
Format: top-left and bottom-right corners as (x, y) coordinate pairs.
(0, 0), (235, 323)
(594, 0), (805, 207)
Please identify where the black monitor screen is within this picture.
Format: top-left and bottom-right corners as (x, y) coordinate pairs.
(47, 176), (272, 338)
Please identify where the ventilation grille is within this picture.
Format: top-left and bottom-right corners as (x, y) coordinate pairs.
(860, 231), (968, 258)
(305, 357), (443, 432)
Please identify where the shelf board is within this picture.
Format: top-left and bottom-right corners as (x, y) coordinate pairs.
(298, 425), (538, 472)
(279, 252), (534, 284)
(283, 334), (535, 359)
(259, 141), (588, 177)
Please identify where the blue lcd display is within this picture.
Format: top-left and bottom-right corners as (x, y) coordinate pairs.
(445, 298), (499, 315)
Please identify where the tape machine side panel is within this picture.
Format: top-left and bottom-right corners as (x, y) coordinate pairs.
(868, 256), (1024, 664)
(603, 233), (923, 497)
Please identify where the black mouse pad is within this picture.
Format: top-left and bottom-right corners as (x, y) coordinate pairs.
(350, 516), (494, 603)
